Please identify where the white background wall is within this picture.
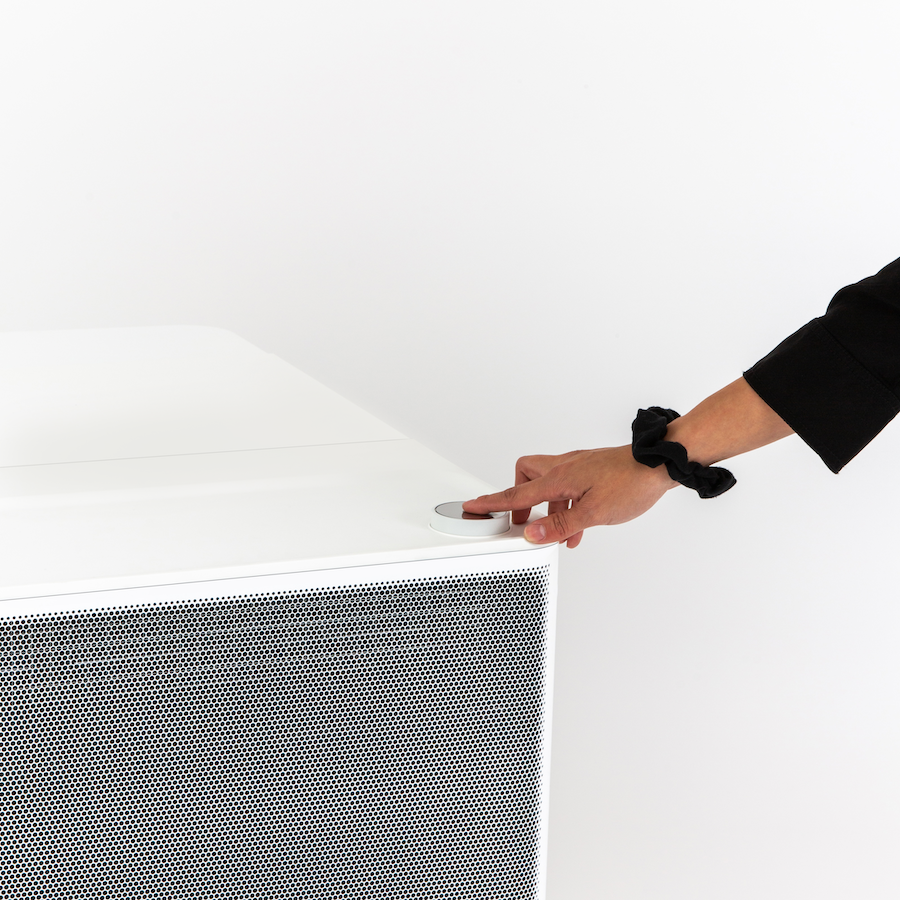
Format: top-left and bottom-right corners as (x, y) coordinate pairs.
(3, 2), (900, 896)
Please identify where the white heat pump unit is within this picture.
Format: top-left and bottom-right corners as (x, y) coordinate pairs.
(0, 327), (558, 900)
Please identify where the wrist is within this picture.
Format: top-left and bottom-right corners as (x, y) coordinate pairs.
(630, 407), (737, 498)
(662, 414), (716, 467)
(624, 445), (681, 490)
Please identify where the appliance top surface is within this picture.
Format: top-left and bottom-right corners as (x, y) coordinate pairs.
(0, 327), (543, 600)
(0, 325), (402, 467)
(0, 440), (543, 601)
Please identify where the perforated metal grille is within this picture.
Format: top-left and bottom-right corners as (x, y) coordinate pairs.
(0, 565), (551, 899)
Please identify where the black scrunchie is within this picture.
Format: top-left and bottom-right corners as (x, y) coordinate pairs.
(632, 407), (736, 499)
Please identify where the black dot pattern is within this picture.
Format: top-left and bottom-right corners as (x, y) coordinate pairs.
(0, 565), (551, 899)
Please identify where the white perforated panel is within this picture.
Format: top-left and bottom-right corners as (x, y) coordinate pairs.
(0, 564), (552, 899)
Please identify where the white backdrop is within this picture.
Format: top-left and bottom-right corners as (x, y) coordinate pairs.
(3, 2), (900, 897)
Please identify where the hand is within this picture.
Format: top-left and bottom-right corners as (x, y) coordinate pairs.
(462, 446), (677, 548)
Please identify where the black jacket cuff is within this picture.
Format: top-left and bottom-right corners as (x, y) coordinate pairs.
(743, 319), (900, 473)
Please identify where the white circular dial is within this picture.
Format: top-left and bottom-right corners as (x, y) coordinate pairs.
(430, 501), (510, 537)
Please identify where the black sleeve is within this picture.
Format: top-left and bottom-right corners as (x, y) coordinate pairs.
(743, 255), (900, 473)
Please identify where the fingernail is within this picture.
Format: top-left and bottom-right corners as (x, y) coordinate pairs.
(524, 524), (545, 543)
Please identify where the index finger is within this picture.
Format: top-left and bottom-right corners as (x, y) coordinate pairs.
(462, 474), (566, 523)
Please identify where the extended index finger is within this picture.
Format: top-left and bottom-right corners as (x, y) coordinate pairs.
(462, 472), (565, 522)
(463, 455), (533, 521)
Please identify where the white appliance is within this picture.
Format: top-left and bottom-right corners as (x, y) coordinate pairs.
(0, 327), (558, 900)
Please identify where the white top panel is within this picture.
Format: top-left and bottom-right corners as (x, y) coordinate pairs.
(0, 326), (546, 601)
(0, 440), (543, 601)
(0, 326), (403, 466)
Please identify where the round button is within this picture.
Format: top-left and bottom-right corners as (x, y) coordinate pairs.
(430, 501), (510, 537)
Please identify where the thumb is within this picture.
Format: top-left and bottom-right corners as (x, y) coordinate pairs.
(523, 506), (589, 545)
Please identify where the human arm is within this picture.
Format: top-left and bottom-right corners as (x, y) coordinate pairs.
(464, 255), (900, 548)
(462, 376), (793, 548)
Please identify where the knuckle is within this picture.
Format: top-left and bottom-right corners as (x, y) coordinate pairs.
(497, 487), (524, 509)
(546, 473), (575, 501)
(549, 509), (571, 538)
(517, 453), (553, 471)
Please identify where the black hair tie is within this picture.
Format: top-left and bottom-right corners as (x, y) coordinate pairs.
(631, 407), (736, 499)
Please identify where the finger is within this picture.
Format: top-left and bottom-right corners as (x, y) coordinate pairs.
(547, 498), (570, 529)
(510, 454), (578, 523)
(464, 458), (539, 519)
(511, 461), (534, 526)
(462, 474), (568, 516)
(524, 502), (591, 545)
(463, 452), (583, 516)
(565, 530), (584, 549)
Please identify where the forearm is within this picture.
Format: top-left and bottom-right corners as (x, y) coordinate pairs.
(663, 376), (794, 472)
(463, 376), (795, 545)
